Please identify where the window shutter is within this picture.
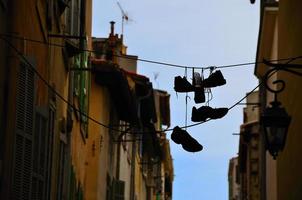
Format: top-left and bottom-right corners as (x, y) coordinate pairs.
(79, 52), (89, 123)
(32, 108), (49, 200)
(13, 62), (35, 200)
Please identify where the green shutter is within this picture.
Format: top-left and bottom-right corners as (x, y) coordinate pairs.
(80, 52), (89, 123)
(73, 52), (89, 119)
(73, 51), (90, 138)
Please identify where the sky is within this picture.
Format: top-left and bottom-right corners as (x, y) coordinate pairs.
(92, 0), (259, 199)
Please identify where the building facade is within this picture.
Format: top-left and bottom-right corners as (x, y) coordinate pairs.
(0, 1), (173, 200)
(233, 0), (302, 199)
(255, 0), (302, 199)
(230, 91), (262, 200)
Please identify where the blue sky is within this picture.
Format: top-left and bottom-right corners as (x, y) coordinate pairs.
(92, 0), (259, 199)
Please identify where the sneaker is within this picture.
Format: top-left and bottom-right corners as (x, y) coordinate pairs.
(191, 106), (213, 122)
(210, 108), (229, 119)
(182, 136), (203, 153)
(191, 106), (228, 122)
(171, 126), (184, 144)
(170, 126), (203, 153)
(174, 76), (194, 93)
(203, 70), (226, 88)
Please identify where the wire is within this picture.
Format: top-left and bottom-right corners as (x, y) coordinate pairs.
(0, 35), (205, 133)
(0, 36), (128, 134)
(1, 34), (302, 134)
(1, 33), (302, 70)
(227, 56), (299, 110)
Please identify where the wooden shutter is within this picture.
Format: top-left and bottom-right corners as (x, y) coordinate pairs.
(31, 108), (49, 200)
(13, 62), (35, 200)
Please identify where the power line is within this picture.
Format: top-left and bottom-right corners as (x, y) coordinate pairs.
(1, 33), (302, 70)
(1, 35), (301, 134)
(227, 56), (299, 111)
(0, 36), (128, 134)
(0, 35), (207, 133)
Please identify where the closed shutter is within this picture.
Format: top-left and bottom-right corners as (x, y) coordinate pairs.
(13, 62), (35, 200)
(31, 108), (49, 200)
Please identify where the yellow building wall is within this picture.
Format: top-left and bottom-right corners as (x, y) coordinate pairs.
(71, 73), (111, 200)
(276, 0), (302, 199)
(265, 11), (278, 200)
(135, 153), (147, 200)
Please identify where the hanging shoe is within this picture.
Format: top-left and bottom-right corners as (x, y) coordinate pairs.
(170, 126), (203, 152)
(191, 106), (229, 122)
(203, 70), (226, 88)
(182, 140), (203, 153)
(174, 76), (194, 93)
(191, 106), (212, 122)
(210, 108), (229, 119)
(181, 133), (203, 153)
(171, 126), (184, 144)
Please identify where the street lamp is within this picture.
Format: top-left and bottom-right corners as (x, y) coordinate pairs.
(261, 100), (291, 159)
(261, 59), (302, 159)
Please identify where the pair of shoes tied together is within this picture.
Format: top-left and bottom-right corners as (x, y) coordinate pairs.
(174, 70), (226, 92)
(191, 106), (229, 122)
(171, 126), (203, 152)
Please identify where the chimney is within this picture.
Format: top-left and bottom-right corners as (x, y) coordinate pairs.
(110, 21), (115, 36)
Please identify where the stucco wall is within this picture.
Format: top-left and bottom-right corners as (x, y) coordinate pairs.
(82, 77), (111, 200)
(276, 0), (302, 199)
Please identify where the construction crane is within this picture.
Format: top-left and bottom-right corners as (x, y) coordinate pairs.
(117, 1), (130, 35)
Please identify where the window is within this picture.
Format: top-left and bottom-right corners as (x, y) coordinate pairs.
(32, 108), (49, 199)
(73, 51), (90, 138)
(64, 0), (81, 37)
(12, 58), (54, 200)
(12, 60), (35, 199)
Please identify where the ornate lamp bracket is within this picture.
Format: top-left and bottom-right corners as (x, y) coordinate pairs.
(263, 59), (302, 99)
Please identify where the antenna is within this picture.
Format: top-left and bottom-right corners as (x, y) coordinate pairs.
(117, 2), (130, 35)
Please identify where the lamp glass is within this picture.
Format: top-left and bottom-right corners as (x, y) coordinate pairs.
(262, 102), (291, 159)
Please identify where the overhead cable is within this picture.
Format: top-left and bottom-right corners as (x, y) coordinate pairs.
(1, 35), (301, 134)
(1, 33), (302, 70)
